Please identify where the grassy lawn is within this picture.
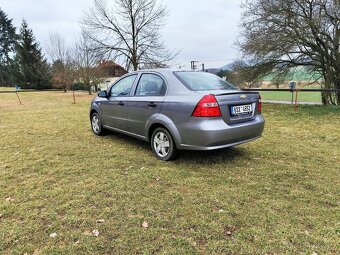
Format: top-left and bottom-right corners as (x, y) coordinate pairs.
(260, 91), (322, 102)
(0, 87), (16, 91)
(0, 91), (339, 254)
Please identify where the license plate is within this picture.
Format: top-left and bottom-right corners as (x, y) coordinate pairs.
(231, 104), (253, 116)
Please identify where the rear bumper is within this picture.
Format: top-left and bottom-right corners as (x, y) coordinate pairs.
(176, 115), (265, 150)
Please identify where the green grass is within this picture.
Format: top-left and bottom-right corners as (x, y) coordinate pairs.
(0, 91), (339, 254)
(0, 87), (16, 91)
(260, 91), (322, 102)
(262, 67), (322, 82)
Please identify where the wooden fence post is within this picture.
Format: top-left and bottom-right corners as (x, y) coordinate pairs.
(72, 85), (76, 104)
(15, 92), (22, 105)
(294, 89), (298, 111)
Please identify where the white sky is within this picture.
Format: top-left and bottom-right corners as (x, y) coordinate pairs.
(0, 0), (243, 69)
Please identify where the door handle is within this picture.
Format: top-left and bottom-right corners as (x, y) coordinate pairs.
(118, 101), (125, 106)
(148, 102), (157, 108)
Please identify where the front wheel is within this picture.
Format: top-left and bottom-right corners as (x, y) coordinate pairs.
(91, 112), (105, 136)
(151, 128), (177, 161)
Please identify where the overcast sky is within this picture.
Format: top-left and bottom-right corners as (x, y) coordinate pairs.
(0, 0), (243, 69)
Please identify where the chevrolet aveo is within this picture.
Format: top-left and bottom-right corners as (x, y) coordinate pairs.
(90, 70), (265, 160)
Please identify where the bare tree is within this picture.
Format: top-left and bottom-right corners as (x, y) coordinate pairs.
(46, 32), (69, 64)
(224, 60), (264, 88)
(81, 0), (177, 71)
(239, 0), (340, 105)
(74, 32), (104, 94)
(46, 32), (76, 92)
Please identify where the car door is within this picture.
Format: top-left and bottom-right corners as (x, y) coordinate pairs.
(127, 73), (167, 137)
(100, 74), (138, 131)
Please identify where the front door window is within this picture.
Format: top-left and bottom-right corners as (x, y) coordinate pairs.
(110, 75), (137, 97)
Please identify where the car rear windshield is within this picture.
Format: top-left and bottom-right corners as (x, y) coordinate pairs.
(174, 71), (237, 91)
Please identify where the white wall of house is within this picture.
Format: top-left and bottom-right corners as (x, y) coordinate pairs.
(98, 77), (119, 91)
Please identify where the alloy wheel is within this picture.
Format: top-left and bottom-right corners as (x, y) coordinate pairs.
(92, 115), (100, 133)
(153, 131), (170, 158)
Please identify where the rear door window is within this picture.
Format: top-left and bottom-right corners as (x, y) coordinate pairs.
(174, 71), (237, 91)
(135, 74), (166, 96)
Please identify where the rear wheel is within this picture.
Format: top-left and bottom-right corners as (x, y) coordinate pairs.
(151, 128), (177, 161)
(91, 112), (105, 136)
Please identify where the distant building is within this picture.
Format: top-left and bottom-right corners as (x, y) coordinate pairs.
(97, 61), (127, 90)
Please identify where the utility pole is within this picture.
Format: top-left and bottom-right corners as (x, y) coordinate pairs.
(202, 63), (205, 72)
(190, 61), (198, 70)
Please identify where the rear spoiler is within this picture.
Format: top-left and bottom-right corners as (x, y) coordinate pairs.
(214, 91), (260, 96)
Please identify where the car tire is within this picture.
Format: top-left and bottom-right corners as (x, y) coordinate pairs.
(151, 127), (177, 161)
(91, 112), (105, 136)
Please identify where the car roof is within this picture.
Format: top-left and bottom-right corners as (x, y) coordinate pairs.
(130, 69), (204, 75)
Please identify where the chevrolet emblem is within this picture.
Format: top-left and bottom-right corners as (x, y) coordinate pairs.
(240, 94), (247, 99)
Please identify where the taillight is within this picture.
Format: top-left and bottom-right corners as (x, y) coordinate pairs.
(258, 94), (262, 113)
(192, 94), (221, 117)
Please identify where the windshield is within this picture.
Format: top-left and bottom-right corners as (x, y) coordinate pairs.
(174, 71), (237, 91)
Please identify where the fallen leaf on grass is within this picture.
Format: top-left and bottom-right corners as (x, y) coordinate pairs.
(218, 209), (224, 213)
(5, 197), (14, 202)
(92, 229), (100, 237)
(223, 225), (236, 239)
(142, 221), (149, 228)
(49, 232), (57, 238)
(84, 229), (100, 237)
(140, 167), (145, 170)
(96, 219), (105, 223)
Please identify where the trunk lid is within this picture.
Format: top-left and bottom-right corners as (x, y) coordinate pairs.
(195, 90), (261, 124)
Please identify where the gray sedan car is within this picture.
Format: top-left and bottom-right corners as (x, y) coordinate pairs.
(90, 70), (264, 160)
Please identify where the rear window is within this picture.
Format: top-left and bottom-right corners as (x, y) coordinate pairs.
(174, 71), (237, 91)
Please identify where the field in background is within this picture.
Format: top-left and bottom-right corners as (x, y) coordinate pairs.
(0, 91), (339, 254)
(260, 91), (321, 103)
(1, 86), (323, 104)
(0, 90), (93, 108)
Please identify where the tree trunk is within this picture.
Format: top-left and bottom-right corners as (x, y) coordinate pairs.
(87, 81), (92, 95)
(321, 79), (334, 105)
(132, 55), (138, 71)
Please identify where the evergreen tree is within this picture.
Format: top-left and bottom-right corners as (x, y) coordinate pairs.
(0, 8), (17, 86)
(16, 20), (51, 89)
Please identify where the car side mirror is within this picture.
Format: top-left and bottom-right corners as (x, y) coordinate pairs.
(98, 90), (107, 98)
